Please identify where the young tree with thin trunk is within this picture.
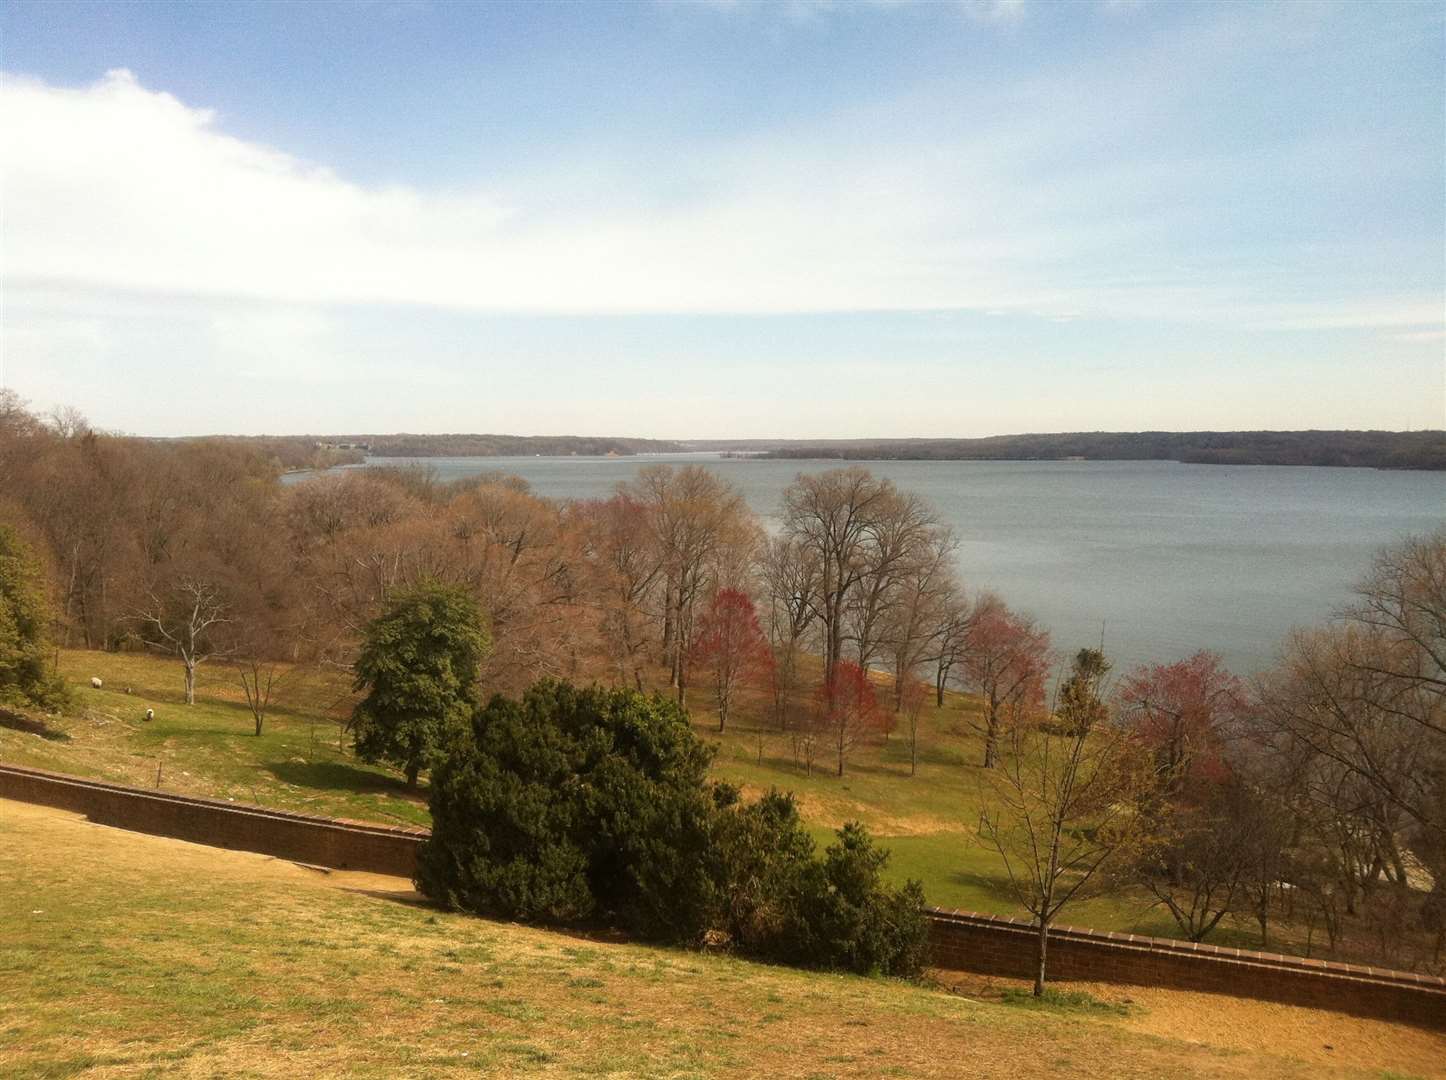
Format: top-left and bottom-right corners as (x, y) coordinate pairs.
(239, 655), (286, 736)
(814, 660), (884, 777)
(978, 706), (1150, 995)
(899, 675), (928, 777)
(690, 588), (773, 732)
(1055, 648), (1111, 735)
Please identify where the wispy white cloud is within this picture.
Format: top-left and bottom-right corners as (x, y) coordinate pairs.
(962, 0), (1027, 24)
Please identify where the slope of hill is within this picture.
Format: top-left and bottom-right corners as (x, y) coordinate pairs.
(6, 797), (1440, 1079)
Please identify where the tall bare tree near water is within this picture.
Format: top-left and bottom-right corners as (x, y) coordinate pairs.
(762, 534), (819, 730)
(881, 526), (959, 711)
(626, 465), (751, 708)
(781, 467), (901, 683)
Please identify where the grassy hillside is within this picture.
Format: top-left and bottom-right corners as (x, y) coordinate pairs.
(4, 798), (1439, 1080)
(2, 650), (1224, 940)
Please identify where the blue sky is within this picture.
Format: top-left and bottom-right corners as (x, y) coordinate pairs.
(1, 0), (1442, 437)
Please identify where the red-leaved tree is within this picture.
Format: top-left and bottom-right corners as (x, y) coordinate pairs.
(813, 661), (884, 777)
(1116, 650), (1244, 795)
(961, 595), (1051, 768)
(690, 588), (773, 732)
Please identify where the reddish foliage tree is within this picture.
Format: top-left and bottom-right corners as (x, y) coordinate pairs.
(1116, 650), (1244, 794)
(690, 587), (773, 732)
(961, 596), (1051, 768)
(813, 660), (885, 777)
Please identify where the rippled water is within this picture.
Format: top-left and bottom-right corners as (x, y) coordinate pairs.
(292, 454), (1445, 677)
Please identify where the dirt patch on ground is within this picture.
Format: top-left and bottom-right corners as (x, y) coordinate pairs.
(736, 781), (964, 836)
(933, 970), (1446, 1079)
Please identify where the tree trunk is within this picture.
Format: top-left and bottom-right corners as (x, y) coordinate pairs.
(184, 659), (196, 705)
(1034, 918), (1049, 996)
(405, 764), (419, 789)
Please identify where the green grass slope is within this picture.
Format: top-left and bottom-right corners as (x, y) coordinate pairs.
(7, 798), (1435, 1080)
(2, 649), (1233, 941)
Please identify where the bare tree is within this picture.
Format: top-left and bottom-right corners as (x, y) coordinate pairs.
(762, 534), (819, 731)
(978, 709), (1150, 995)
(929, 588), (974, 708)
(136, 576), (233, 704)
(844, 492), (942, 671)
(1132, 778), (1256, 942)
(881, 527), (958, 711)
(781, 467), (896, 683)
(238, 656), (287, 736)
(627, 465), (752, 707)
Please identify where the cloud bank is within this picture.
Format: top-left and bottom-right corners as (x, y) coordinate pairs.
(3, 65), (1437, 330)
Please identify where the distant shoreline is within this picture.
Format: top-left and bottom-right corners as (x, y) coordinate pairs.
(234, 430), (1446, 473)
(737, 431), (1446, 471)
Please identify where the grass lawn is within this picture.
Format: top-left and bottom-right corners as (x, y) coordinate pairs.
(4, 798), (1439, 1079)
(0, 649), (1265, 943)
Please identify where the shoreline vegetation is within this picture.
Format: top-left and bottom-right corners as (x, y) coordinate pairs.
(210, 429), (1444, 471)
(722, 430), (1446, 470)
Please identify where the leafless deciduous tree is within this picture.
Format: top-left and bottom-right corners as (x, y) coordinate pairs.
(978, 710), (1150, 995)
(135, 576), (233, 704)
(762, 534), (818, 731)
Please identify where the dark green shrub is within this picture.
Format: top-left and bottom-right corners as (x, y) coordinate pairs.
(417, 679), (931, 979)
(794, 823), (931, 978)
(417, 680), (718, 935)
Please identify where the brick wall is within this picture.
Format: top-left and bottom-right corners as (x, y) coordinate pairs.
(4, 762), (1442, 1029)
(0, 763), (425, 877)
(927, 908), (1446, 1029)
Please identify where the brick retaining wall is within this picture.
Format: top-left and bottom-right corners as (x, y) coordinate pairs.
(3, 762), (1442, 1028)
(0, 763), (425, 877)
(926, 908), (1445, 1028)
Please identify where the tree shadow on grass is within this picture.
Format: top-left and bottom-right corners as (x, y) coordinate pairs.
(264, 759), (421, 801)
(0, 707), (71, 742)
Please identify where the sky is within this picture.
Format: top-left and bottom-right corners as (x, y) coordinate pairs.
(1, 0), (1443, 439)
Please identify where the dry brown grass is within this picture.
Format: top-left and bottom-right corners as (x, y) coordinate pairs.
(4, 799), (1441, 1079)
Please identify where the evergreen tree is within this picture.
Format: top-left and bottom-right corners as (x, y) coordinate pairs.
(0, 524), (68, 710)
(1056, 647), (1111, 734)
(351, 581), (490, 787)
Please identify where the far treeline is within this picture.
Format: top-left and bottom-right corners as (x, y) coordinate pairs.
(750, 430), (1446, 470)
(237, 432), (687, 462)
